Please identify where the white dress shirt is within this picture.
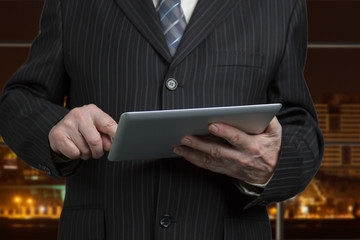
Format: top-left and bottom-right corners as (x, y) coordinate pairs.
(152, 0), (198, 23)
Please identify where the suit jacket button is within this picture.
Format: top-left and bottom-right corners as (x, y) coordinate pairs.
(159, 215), (172, 228)
(38, 164), (51, 175)
(43, 166), (51, 175)
(166, 78), (178, 91)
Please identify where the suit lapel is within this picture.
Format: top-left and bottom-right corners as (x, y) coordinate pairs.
(170, 0), (241, 70)
(113, 0), (172, 62)
(113, 0), (240, 66)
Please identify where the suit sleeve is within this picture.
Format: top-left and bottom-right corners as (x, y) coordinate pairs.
(244, 0), (324, 209)
(0, 0), (70, 180)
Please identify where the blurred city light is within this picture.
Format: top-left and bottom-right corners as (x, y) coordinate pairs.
(301, 206), (309, 215)
(39, 206), (45, 213)
(14, 196), (22, 203)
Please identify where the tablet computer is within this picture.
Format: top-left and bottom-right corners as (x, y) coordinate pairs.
(108, 103), (282, 161)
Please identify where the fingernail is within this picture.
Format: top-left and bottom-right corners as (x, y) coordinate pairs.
(182, 138), (191, 145)
(174, 147), (182, 155)
(209, 124), (218, 133)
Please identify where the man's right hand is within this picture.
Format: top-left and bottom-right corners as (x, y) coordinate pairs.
(48, 104), (118, 160)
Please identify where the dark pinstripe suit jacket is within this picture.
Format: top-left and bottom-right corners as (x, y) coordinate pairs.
(0, 0), (324, 239)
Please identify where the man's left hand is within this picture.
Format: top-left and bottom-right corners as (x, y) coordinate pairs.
(173, 117), (282, 184)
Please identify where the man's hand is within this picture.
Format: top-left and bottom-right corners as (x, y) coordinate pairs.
(173, 117), (282, 184)
(49, 104), (118, 160)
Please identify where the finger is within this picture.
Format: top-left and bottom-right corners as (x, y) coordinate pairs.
(208, 123), (253, 149)
(92, 108), (118, 139)
(49, 126), (83, 159)
(52, 136), (81, 159)
(62, 120), (92, 159)
(180, 135), (240, 161)
(173, 146), (228, 173)
(78, 123), (104, 159)
(263, 117), (282, 135)
(71, 133), (92, 160)
(101, 133), (112, 151)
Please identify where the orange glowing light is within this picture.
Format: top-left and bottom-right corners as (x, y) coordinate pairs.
(269, 207), (277, 215)
(26, 198), (33, 204)
(14, 197), (22, 203)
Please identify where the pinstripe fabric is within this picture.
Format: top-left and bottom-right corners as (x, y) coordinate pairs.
(0, 0), (324, 239)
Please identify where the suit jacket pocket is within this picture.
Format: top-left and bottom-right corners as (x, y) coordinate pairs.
(224, 216), (271, 240)
(214, 51), (263, 68)
(58, 207), (105, 240)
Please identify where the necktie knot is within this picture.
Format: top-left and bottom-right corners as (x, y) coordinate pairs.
(157, 0), (187, 56)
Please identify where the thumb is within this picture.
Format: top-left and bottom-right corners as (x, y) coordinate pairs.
(264, 117), (282, 135)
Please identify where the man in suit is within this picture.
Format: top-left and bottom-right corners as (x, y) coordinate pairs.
(0, 0), (323, 239)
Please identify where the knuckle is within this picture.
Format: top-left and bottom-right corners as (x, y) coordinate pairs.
(70, 107), (82, 117)
(69, 150), (81, 159)
(50, 128), (63, 140)
(81, 147), (91, 156)
(70, 106), (91, 121)
(85, 104), (98, 112)
(87, 136), (102, 147)
(61, 118), (75, 128)
(80, 154), (91, 160)
(104, 119), (116, 129)
(210, 146), (222, 158)
(79, 147), (92, 160)
(66, 109), (85, 125)
(60, 146), (80, 159)
(93, 151), (104, 159)
(240, 158), (254, 168)
(202, 155), (213, 168)
(245, 144), (260, 156)
(50, 134), (69, 150)
(229, 134), (241, 145)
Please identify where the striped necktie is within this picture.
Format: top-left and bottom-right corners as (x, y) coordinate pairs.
(156, 0), (187, 57)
